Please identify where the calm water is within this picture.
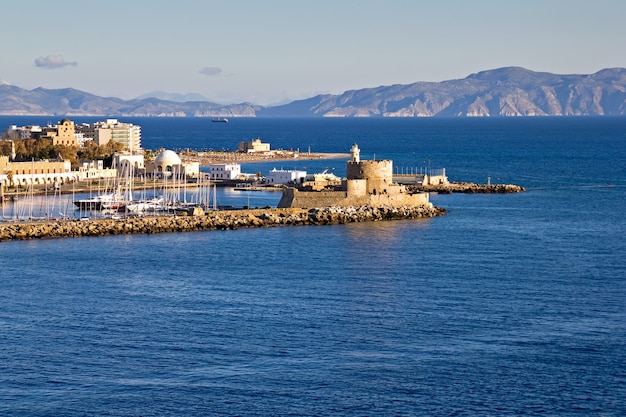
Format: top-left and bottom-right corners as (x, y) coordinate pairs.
(0, 117), (625, 416)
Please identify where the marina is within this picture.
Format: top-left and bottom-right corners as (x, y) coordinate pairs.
(0, 167), (304, 221)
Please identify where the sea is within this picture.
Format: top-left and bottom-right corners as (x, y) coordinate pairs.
(0, 116), (624, 416)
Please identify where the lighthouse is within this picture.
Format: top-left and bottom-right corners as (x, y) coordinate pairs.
(350, 143), (360, 163)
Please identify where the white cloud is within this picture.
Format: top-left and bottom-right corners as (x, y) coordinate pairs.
(199, 67), (222, 76)
(34, 55), (78, 69)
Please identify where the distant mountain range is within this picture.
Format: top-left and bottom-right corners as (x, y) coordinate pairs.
(1, 67), (625, 117)
(134, 91), (216, 103)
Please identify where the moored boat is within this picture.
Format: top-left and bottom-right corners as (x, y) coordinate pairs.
(233, 183), (263, 191)
(126, 196), (166, 213)
(74, 192), (128, 211)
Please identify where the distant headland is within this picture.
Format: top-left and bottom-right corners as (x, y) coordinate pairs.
(1, 67), (625, 117)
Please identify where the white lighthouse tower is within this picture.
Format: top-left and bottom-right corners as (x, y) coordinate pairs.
(350, 143), (360, 163)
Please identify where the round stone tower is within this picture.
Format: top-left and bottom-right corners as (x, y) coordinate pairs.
(346, 144), (393, 195)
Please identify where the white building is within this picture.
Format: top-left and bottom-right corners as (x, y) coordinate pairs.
(112, 153), (145, 177)
(76, 119), (141, 150)
(207, 163), (241, 180)
(266, 168), (307, 185)
(0, 156), (76, 186)
(78, 160), (117, 180)
(2, 125), (43, 140)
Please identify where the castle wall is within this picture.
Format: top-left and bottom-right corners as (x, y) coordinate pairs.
(278, 188), (349, 208)
(278, 187), (430, 209)
(367, 192), (430, 207)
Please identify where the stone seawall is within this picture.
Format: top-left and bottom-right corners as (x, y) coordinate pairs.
(0, 205), (446, 241)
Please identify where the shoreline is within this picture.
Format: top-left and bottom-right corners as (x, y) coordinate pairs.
(179, 151), (350, 166)
(0, 205), (446, 242)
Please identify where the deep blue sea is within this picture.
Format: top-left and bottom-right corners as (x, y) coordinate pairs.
(1, 117), (625, 416)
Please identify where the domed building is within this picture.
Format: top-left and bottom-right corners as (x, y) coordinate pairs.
(145, 150), (199, 179)
(153, 150), (182, 173)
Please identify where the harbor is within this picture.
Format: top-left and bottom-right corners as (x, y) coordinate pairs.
(0, 142), (522, 234)
(0, 120), (522, 240)
(0, 132), (352, 221)
(0, 143), (455, 239)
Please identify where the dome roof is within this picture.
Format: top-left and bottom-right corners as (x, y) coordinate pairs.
(154, 150), (181, 166)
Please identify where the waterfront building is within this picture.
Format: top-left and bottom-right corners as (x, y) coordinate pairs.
(267, 168), (307, 185)
(111, 153), (145, 178)
(0, 155), (76, 187)
(81, 160), (104, 170)
(238, 138), (270, 153)
(78, 160), (117, 181)
(75, 119), (141, 150)
(207, 163), (241, 180)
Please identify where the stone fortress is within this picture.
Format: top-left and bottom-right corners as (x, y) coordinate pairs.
(278, 144), (432, 209)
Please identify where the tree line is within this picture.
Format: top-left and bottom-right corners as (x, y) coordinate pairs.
(0, 139), (125, 169)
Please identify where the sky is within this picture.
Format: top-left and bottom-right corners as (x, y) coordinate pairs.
(1, 0), (625, 106)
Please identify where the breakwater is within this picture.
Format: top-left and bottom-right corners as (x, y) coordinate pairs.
(411, 182), (526, 194)
(0, 205), (445, 241)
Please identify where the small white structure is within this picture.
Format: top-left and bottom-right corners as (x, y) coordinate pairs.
(207, 163), (241, 180)
(78, 160), (117, 180)
(267, 168), (307, 185)
(112, 153), (145, 178)
(183, 161), (200, 179)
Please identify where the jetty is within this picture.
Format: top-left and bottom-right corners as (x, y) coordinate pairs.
(0, 205), (446, 242)
(409, 182), (526, 194)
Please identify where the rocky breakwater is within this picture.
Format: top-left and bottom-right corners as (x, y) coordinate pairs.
(413, 182), (525, 194)
(0, 205), (446, 242)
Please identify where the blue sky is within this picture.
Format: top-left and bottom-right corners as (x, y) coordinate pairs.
(1, 0), (625, 105)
